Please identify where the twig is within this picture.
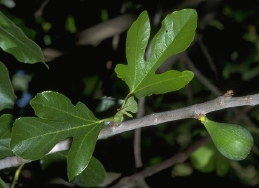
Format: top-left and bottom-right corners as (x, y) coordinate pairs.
(179, 57), (193, 104)
(184, 52), (257, 136)
(183, 54), (222, 96)
(134, 97), (146, 168)
(196, 34), (218, 76)
(110, 104), (254, 187)
(42, 13), (136, 61)
(230, 106), (253, 123)
(0, 93), (259, 169)
(184, 52), (257, 137)
(99, 94), (259, 139)
(76, 13), (136, 46)
(34, 0), (50, 18)
(111, 101), (254, 187)
(111, 135), (211, 188)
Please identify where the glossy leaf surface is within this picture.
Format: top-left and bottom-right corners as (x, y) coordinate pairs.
(41, 151), (106, 186)
(115, 9), (196, 98)
(72, 156), (106, 187)
(0, 11), (45, 65)
(40, 151), (68, 170)
(0, 62), (16, 111)
(0, 114), (14, 159)
(10, 91), (104, 180)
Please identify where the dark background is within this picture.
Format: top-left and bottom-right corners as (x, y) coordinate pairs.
(1, 0), (259, 187)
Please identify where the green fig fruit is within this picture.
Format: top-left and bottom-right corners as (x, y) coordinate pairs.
(199, 115), (253, 160)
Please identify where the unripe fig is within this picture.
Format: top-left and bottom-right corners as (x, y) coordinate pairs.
(199, 115), (253, 160)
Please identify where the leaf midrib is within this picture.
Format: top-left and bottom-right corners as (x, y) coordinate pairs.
(132, 16), (146, 91)
(131, 15), (192, 94)
(0, 26), (39, 58)
(134, 72), (190, 94)
(70, 124), (99, 173)
(18, 121), (101, 142)
(33, 102), (98, 123)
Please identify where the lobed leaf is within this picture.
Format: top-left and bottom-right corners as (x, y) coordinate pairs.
(10, 91), (104, 181)
(115, 9), (197, 98)
(120, 96), (138, 117)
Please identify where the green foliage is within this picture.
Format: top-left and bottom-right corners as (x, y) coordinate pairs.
(0, 1), (257, 186)
(190, 142), (230, 176)
(10, 91), (104, 181)
(0, 7), (201, 185)
(41, 151), (68, 170)
(115, 9), (196, 99)
(120, 96), (138, 117)
(0, 2), (257, 186)
(0, 177), (9, 188)
(0, 62), (16, 111)
(41, 151), (106, 187)
(0, 114), (14, 159)
(113, 96), (138, 123)
(65, 15), (77, 33)
(0, 11), (46, 66)
(72, 156), (106, 187)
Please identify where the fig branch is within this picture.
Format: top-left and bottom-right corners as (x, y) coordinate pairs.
(1, 91), (259, 169)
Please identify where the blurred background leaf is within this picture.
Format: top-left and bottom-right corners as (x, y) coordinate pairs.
(1, 0), (259, 187)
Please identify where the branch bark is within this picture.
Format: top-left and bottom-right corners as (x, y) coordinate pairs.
(110, 135), (211, 188)
(134, 97), (146, 168)
(0, 93), (258, 170)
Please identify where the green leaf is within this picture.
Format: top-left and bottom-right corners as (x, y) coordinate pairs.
(215, 151), (230, 177)
(115, 9), (196, 98)
(190, 141), (230, 176)
(0, 114), (14, 159)
(10, 91), (104, 181)
(40, 150), (68, 170)
(0, 9), (36, 40)
(65, 15), (77, 33)
(41, 151), (106, 187)
(72, 157), (106, 187)
(0, 11), (46, 66)
(0, 62), (17, 111)
(190, 141), (216, 173)
(0, 177), (9, 188)
(120, 96), (138, 118)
